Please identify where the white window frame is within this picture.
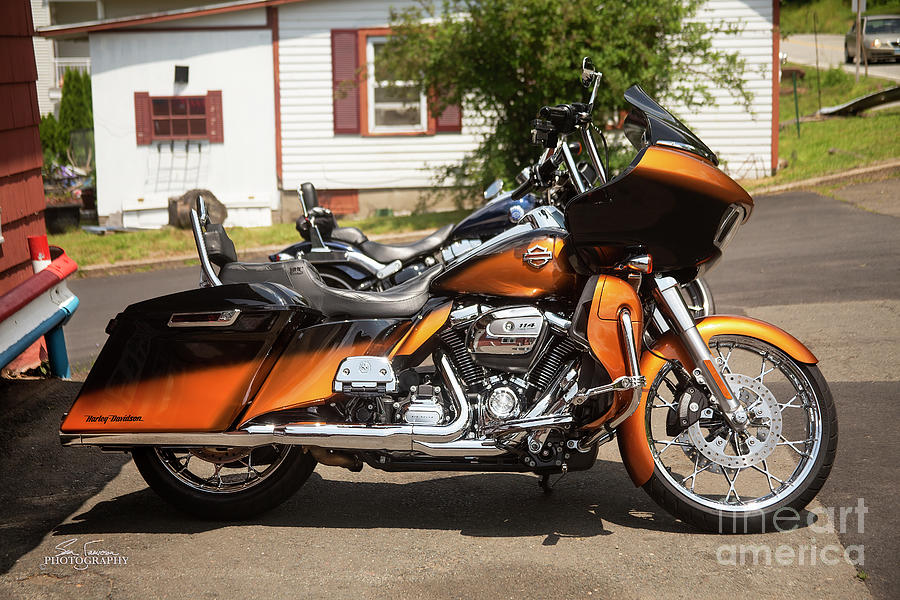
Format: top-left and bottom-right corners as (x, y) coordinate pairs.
(365, 36), (428, 134)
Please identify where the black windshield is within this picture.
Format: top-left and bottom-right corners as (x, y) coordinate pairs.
(622, 85), (718, 166)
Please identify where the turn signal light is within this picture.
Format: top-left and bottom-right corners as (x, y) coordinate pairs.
(624, 255), (653, 274)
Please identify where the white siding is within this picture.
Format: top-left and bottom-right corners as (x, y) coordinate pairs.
(277, 0), (485, 191)
(31, 0), (54, 116)
(90, 30), (278, 228)
(672, 0), (774, 179)
(278, 0), (774, 189)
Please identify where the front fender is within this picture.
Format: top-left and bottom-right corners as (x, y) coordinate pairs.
(616, 315), (818, 487)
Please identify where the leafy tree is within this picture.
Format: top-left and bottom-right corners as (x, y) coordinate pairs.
(39, 112), (65, 166)
(381, 0), (751, 200)
(40, 68), (94, 167)
(58, 68), (93, 136)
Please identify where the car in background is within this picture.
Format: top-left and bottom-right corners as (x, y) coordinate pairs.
(845, 14), (900, 64)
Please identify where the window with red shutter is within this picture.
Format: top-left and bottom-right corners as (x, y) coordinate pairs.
(331, 29), (462, 136)
(133, 90), (224, 144)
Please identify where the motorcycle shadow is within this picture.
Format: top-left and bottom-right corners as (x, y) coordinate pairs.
(54, 461), (712, 541)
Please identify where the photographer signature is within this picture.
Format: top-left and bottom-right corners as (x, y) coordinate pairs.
(43, 538), (127, 570)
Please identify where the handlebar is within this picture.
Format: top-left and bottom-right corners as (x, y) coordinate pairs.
(510, 150), (568, 200)
(510, 175), (533, 201)
(538, 103), (589, 135)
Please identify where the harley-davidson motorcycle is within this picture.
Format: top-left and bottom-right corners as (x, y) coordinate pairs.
(60, 59), (835, 532)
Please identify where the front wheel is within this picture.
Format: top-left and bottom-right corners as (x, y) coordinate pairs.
(641, 335), (837, 533)
(132, 444), (316, 520)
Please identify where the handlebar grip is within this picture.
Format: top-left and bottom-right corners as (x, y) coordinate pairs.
(510, 177), (533, 201)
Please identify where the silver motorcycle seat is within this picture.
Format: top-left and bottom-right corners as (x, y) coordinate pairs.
(219, 259), (443, 319)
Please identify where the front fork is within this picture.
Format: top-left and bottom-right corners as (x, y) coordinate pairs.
(652, 275), (750, 431)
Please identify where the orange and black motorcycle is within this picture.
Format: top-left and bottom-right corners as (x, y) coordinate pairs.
(61, 60), (836, 532)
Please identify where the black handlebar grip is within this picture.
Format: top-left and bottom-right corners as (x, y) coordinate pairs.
(510, 177), (533, 201)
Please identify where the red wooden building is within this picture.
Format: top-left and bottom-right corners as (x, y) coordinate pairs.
(0, 0), (46, 296)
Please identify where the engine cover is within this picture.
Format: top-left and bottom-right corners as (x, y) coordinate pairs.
(467, 306), (547, 372)
(401, 384), (445, 425)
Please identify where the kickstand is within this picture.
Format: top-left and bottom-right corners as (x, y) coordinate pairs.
(538, 465), (568, 494)
(539, 473), (553, 493)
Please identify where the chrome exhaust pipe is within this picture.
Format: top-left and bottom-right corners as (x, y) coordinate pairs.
(63, 355), (476, 454)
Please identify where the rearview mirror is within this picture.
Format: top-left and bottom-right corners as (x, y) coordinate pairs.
(581, 57), (598, 88)
(483, 179), (504, 201)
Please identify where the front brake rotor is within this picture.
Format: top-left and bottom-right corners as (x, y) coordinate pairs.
(685, 373), (782, 469)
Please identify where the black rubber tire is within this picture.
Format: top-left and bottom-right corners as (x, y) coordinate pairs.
(132, 446), (317, 520)
(641, 354), (838, 534)
(845, 44), (853, 64)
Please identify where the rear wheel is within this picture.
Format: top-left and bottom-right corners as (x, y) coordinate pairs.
(641, 335), (837, 533)
(132, 444), (316, 520)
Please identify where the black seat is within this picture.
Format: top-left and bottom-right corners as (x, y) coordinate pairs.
(330, 226), (368, 246)
(219, 259), (442, 318)
(359, 224), (454, 264)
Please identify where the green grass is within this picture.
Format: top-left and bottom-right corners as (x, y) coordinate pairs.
(781, 0), (900, 37)
(741, 62), (900, 189)
(51, 210), (467, 268)
(779, 62), (894, 120)
(776, 110), (900, 183)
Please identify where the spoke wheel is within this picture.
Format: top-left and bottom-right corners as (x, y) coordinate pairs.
(642, 335), (837, 533)
(133, 444), (316, 519)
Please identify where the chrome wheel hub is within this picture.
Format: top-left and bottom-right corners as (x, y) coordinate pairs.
(686, 374), (782, 469)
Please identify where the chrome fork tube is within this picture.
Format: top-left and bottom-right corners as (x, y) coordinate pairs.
(652, 275), (748, 428)
(560, 141), (586, 194)
(580, 125), (607, 184)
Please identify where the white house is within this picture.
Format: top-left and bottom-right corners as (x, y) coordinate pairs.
(38, 0), (781, 229)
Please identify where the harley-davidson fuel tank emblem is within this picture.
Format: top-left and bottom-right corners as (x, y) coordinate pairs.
(523, 244), (553, 268)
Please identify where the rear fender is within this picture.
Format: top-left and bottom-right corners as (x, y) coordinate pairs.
(617, 315), (818, 486)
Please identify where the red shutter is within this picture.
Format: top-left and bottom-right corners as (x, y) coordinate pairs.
(435, 102), (462, 133)
(331, 29), (360, 134)
(206, 90), (224, 143)
(134, 92), (151, 145)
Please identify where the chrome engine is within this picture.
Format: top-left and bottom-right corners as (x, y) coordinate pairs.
(467, 306), (548, 372)
(324, 302), (611, 472)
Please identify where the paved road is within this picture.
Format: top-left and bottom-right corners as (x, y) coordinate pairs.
(2, 190), (898, 599)
(782, 34), (900, 82)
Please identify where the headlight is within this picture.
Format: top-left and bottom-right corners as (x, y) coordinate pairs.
(713, 205), (746, 252)
(872, 38), (882, 48)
